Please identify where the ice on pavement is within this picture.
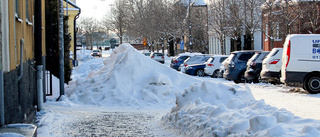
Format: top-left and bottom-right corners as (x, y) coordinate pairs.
(61, 44), (320, 136)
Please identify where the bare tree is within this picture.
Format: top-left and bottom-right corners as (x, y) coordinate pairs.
(208, 0), (227, 54)
(298, 1), (320, 34)
(108, 0), (130, 44)
(237, 0), (264, 50)
(261, 1), (278, 49)
(78, 17), (101, 49)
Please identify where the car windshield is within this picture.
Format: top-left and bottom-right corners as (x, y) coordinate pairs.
(206, 57), (214, 63)
(226, 53), (236, 62)
(178, 56), (189, 60)
(153, 53), (163, 56)
(187, 56), (203, 62)
(219, 57), (227, 63)
(238, 53), (254, 61)
(266, 49), (280, 59)
(144, 53), (151, 56)
(249, 53), (260, 62)
(257, 52), (270, 61)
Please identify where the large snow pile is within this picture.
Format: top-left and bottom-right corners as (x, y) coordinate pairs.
(161, 82), (320, 136)
(65, 44), (200, 107)
(64, 44), (320, 136)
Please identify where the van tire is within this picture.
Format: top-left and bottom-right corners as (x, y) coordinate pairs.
(304, 74), (320, 94)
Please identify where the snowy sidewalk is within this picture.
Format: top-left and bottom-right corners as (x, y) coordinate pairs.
(36, 104), (178, 137)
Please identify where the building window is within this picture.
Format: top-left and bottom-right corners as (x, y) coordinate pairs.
(272, 22), (281, 40)
(15, 0), (23, 22)
(15, 0), (19, 17)
(26, 0), (29, 20)
(26, 0), (33, 25)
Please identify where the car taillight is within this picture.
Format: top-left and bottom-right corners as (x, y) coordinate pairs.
(174, 60), (178, 63)
(269, 59), (280, 64)
(184, 64), (187, 67)
(250, 62), (256, 66)
(162, 56), (164, 59)
(151, 56), (155, 58)
(208, 64), (214, 66)
(285, 40), (291, 67)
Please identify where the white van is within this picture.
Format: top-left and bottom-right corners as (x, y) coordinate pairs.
(260, 48), (283, 83)
(280, 34), (320, 94)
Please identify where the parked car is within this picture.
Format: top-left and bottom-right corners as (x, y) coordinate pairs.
(185, 63), (207, 77)
(150, 52), (165, 64)
(204, 55), (228, 77)
(170, 53), (202, 71)
(280, 34), (320, 94)
(223, 51), (256, 83)
(179, 55), (212, 73)
(260, 48), (283, 84)
(91, 49), (102, 57)
(244, 51), (270, 83)
(143, 52), (151, 56)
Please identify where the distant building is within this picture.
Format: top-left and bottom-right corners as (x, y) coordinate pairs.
(261, 0), (320, 51)
(207, 0), (263, 55)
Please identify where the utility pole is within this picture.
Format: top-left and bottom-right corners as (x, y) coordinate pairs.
(58, 0), (65, 100)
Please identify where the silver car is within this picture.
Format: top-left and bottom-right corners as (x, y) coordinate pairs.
(150, 52), (165, 64)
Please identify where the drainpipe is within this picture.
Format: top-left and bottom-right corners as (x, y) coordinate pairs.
(58, 0), (65, 100)
(0, 70), (3, 126)
(34, 0), (43, 111)
(71, 0), (81, 66)
(17, 39), (24, 81)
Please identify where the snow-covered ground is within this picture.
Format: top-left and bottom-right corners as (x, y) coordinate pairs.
(35, 44), (320, 137)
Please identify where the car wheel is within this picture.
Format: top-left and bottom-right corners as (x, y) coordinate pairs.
(304, 74), (320, 94)
(212, 70), (219, 78)
(196, 69), (205, 77)
(253, 73), (262, 83)
(234, 72), (246, 84)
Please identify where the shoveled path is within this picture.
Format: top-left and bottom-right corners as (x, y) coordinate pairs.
(36, 104), (180, 137)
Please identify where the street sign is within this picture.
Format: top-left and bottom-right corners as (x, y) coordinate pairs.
(180, 40), (184, 49)
(143, 38), (147, 46)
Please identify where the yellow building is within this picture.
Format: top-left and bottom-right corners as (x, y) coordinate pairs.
(64, 0), (81, 65)
(1, 0), (46, 125)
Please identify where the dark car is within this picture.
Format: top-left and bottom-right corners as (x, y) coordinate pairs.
(244, 51), (270, 83)
(185, 63), (207, 77)
(223, 51), (256, 83)
(170, 53), (202, 71)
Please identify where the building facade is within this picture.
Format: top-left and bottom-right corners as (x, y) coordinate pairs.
(1, 0), (46, 125)
(64, 0), (80, 65)
(261, 0), (320, 51)
(207, 0), (263, 55)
